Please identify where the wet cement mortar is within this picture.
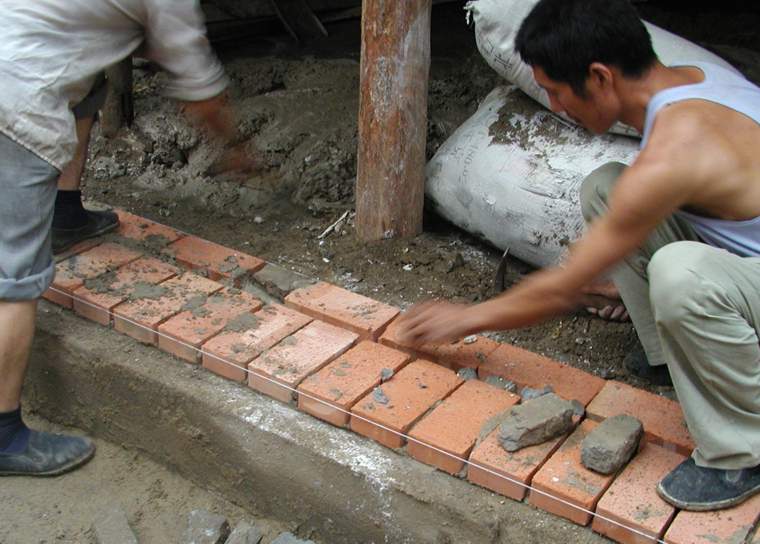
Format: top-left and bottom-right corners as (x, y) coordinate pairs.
(27, 4), (760, 542)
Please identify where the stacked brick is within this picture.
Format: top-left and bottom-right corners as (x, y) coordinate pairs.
(42, 209), (757, 544)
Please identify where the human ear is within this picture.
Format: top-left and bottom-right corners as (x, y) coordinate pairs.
(587, 62), (614, 92)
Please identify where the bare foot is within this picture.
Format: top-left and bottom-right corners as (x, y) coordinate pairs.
(580, 282), (630, 322)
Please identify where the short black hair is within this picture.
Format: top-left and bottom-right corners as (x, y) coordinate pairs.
(515, 0), (657, 95)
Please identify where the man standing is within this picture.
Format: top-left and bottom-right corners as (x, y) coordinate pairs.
(0, 0), (245, 476)
(399, 0), (760, 511)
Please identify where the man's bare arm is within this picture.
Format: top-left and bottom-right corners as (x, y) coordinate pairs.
(398, 118), (706, 345)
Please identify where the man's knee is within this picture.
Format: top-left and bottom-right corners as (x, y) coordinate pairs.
(648, 242), (720, 325)
(580, 161), (626, 223)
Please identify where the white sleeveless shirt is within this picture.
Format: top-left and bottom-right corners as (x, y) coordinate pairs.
(641, 61), (760, 257)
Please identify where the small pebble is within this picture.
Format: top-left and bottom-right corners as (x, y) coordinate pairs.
(373, 387), (390, 405)
(457, 368), (478, 381)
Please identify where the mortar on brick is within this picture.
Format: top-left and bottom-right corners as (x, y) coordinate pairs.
(457, 368), (478, 381)
(521, 385), (554, 402)
(225, 313), (262, 333)
(484, 375), (517, 393)
(253, 263), (315, 300)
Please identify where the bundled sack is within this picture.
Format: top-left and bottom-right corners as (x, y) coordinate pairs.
(465, 0), (737, 137)
(425, 86), (639, 267)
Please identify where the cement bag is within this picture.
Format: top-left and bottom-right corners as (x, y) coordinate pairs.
(425, 85), (639, 268)
(465, 0), (738, 137)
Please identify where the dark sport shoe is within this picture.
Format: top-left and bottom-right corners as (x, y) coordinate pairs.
(658, 457), (760, 511)
(624, 342), (672, 386)
(52, 209), (119, 254)
(0, 429), (95, 477)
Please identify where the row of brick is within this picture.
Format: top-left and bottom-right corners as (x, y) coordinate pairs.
(284, 285), (760, 544)
(42, 210), (759, 544)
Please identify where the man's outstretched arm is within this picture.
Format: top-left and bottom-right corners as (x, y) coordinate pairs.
(397, 132), (701, 346)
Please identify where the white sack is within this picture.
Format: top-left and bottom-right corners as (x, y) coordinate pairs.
(465, 0), (738, 137)
(426, 85), (640, 267)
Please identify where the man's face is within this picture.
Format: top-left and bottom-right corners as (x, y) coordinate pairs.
(532, 66), (616, 134)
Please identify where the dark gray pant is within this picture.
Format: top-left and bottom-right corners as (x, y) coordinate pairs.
(0, 132), (59, 301)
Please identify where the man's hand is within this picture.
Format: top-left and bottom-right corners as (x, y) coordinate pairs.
(181, 93), (264, 177)
(396, 301), (479, 347)
(205, 143), (264, 177)
(181, 93), (236, 141)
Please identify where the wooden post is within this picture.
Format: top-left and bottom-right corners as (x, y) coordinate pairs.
(355, 0), (432, 241)
(101, 56), (134, 138)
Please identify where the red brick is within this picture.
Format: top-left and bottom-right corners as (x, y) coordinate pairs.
(72, 257), (179, 326)
(586, 381), (694, 455)
(407, 380), (519, 475)
(157, 288), (263, 363)
(285, 282), (399, 340)
(201, 304), (312, 382)
(529, 420), (616, 526)
(350, 360), (462, 449)
(43, 243), (142, 308)
(112, 273), (222, 345)
(479, 344), (605, 406)
(297, 341), (411, 427)
(664, 493), (760, 544)
(431, 336), (501, 371)
(468, 427), (566, 501)
(592, 443), (684, 544)
(53, 238), (101, 263)
(164, 236), (265, 282)
(115, 209), (183, 245)
(247, 321), (358, 404)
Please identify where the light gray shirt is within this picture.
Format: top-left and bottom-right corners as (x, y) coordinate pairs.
(0, 0), (228, 171)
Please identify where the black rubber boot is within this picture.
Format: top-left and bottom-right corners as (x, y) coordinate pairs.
(658, 457), (760, 511)
(624, 341), (672, 386)
(52, 209), (119, 254)
(0, 429), (95, 476)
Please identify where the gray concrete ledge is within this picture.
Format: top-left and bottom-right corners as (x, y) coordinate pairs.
(26, 302), (606, 544)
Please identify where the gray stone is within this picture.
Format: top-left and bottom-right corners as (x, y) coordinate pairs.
(484, 375), (517, 393)
(581, 415), (643, 475)
(520, 385), (554, 402)
(93, 507), (138, 544)
(571, 400), (586, 418)
(498, 393), (575, 452)
(225, 521), (262, 544)
(252, 263), (315, 300)
(270, 533), (316, 544)
(380, 368), (394, 382)
(183, 509), (230, 544)
(456, 368), (478, 381)
(373, 387), (390, 405)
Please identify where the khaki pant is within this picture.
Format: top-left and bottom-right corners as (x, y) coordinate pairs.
(581, 162), (760, 470)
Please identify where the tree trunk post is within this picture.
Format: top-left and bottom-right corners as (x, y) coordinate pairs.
(355, 0), (432, 241)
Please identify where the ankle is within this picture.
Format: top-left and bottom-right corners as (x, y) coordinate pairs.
(53, 190), (88, 229)
(0, 407), (30, 453)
